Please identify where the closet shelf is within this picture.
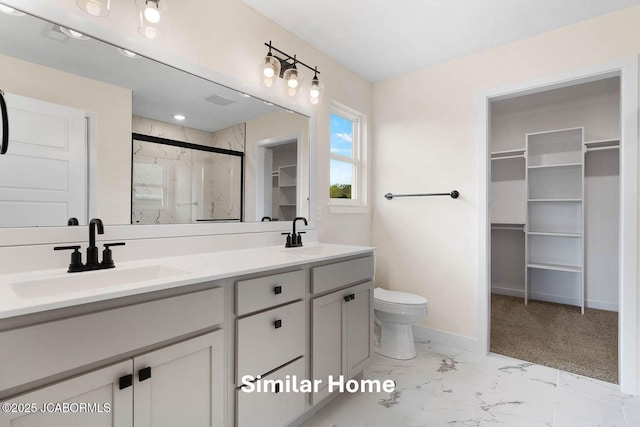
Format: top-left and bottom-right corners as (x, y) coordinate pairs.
(527, 231), (581, 238)
(528, 162), (582, 169)
(527, 263), (582, 273)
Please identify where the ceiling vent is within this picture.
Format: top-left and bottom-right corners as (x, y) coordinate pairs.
(205, 94), (235, 106)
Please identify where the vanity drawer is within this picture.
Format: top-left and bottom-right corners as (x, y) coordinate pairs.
(311, 255), (374, 294)
(0, 286), (224, 393)
(236, 301), (305, 384)
(236, 270), (304, 316)
(236, 357), (306, 427)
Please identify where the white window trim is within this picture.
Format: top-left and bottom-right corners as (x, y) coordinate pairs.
(329, 101), (368, 213)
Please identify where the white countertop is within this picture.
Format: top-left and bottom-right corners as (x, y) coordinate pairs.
(0, 243), (374, 320)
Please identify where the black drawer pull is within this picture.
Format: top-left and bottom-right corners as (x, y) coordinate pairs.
(344, 294), (355, 302)
(274, 285), (282, 295)
(274, 319), (282, 329)
(119, 374), (133, 390)
(138, 367), (152, 382)
(275, 383), (281, 393)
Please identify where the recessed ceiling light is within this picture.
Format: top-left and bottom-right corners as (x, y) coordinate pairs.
(59, 26), (90, 40)
(0, 4), (25, 16)
(173, 114), (186, 121)
(238, 92), (251, 98)
(76, 0), (110, 17)
(117, 48), (139, 58)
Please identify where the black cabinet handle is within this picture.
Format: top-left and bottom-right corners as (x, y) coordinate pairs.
(274, 285), (282, 295)
(138, 367), (151, 382)
(344, 294), (355, 302)
(274, 319), (282, 329)
(119, 374), (133, 390)
(0, 89), (8, 155)
(274, 383), (281, 393)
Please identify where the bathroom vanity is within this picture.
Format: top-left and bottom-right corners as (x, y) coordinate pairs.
(0, 243), (375, 427)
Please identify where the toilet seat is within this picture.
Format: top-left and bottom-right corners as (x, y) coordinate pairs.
(374, 287), (427, 305)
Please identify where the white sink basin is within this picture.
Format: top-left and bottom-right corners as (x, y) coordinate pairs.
(11, 265), (190, 299)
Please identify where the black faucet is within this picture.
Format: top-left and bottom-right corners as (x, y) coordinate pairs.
(87, 218), (104, 267)
(54, 217), (126, 273)
(283, 217), (307, 248)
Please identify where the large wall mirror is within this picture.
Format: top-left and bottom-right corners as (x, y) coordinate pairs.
(0, 7), (310, 228)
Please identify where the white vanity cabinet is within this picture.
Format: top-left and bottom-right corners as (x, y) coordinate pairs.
(0, 331), (222, 427)
(234, 269), (307, 427)
(0, 285), (226, 427)
(310, 257), (374, 405)
(0, 360), (132, 427)
(0, 246), (376, 427)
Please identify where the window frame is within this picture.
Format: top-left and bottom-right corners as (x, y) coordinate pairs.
(328, 102), (368, 212)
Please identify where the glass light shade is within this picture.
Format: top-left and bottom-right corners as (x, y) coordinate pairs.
(136, 0), (167, 40)
(309, 78), (322, 105)
(261, 55), (281, 88)
(282, 67), (303, 98)
(0, 4), (25, 16)
(76, 0), (111, 17)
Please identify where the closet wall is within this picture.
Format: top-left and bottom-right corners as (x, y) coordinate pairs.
(490, 77), (620, 311)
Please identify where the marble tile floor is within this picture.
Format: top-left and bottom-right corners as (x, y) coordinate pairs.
(301, 341), (640, 427)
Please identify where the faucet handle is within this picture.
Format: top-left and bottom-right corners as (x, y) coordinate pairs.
(54, 245), (84, 273)
(101, 242), (126, 268)
(281, 232), (293, 248)
(296, 231), (306, 246)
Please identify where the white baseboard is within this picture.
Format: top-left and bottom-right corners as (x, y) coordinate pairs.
(491, 286), (618, 312)
(412, 325), (482, 354)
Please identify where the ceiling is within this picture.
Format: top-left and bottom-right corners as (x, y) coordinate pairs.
(242, 0), (640, 82)
(0, 9), (286, 133)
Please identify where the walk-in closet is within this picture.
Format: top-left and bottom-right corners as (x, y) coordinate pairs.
(489, 77), (620, 383)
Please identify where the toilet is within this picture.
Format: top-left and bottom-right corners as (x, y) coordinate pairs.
(373, 287), (428, 360)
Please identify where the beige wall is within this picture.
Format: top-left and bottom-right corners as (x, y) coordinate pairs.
(372, 7), (640, 342)
(0, 53), (132, 224)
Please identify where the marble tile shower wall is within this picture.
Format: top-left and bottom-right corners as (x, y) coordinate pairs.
(132, 116), (245, 152)
(131, 118), (244, 224)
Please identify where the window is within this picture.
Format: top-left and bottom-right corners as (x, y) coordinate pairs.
(329, 103), (366, 209)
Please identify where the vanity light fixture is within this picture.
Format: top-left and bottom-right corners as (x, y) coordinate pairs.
(173, 114), (186, 121)
(136, 0), (167, 40)
(59, 26), (91, 40)
(260, 41), (321, 103)
(0, 4), (25, 16)
(76, 0), (111, 17)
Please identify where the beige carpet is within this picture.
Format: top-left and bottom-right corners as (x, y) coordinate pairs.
(490, 294), (618, 383)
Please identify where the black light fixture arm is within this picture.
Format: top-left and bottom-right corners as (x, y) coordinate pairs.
(265, 41), (320, 76)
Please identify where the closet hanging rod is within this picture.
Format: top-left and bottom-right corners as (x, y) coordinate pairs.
(586, 145), (619, 152)
(384, 190), (459, 200)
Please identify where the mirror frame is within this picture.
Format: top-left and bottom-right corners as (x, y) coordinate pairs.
(0, 0), (317, 247)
